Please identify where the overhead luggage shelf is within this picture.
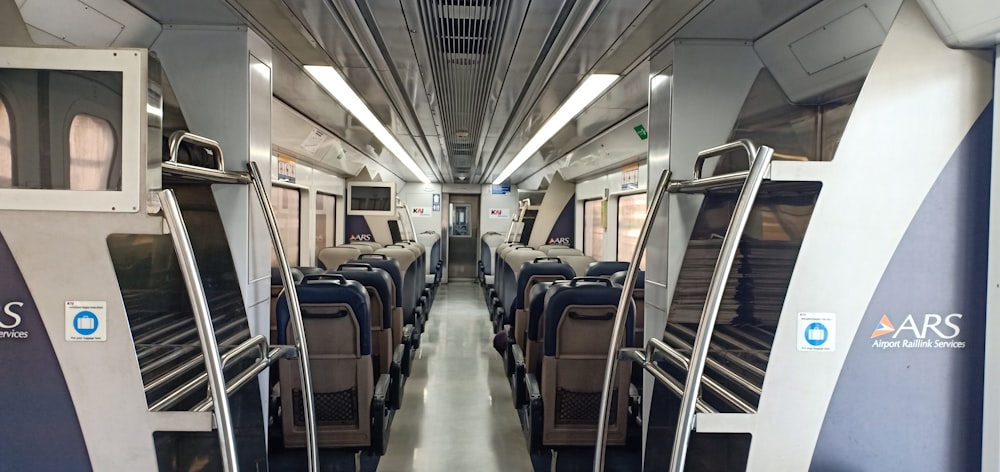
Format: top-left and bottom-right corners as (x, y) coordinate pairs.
(596, 140), (824, 472)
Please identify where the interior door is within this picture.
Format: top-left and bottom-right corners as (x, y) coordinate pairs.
(447, 194), (479, 280)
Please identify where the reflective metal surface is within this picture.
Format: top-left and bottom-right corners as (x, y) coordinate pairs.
(448, 195), (480, 280)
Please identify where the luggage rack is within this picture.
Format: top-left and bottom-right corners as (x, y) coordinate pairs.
(594, 140), (776, 472)
(122, 132), (321, 472)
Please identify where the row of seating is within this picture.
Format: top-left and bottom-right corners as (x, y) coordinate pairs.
(477, 236), (646, 454)
(268, 233), (442, 455)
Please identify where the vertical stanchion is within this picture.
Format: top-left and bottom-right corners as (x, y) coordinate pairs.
(246, 163), (319, 472)
(158, 189), (240, 472)
(593, 170), (671, 471)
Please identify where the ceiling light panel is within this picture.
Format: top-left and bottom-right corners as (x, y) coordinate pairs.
(493, 73), (618, 184)
(305, 65), (432, 183)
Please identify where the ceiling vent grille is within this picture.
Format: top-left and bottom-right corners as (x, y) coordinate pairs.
(418, 0), (512, 178)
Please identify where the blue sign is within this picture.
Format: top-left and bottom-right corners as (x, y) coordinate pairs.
(432, 193), (441, 212)
(73, 311), (98, 336)
(805, 322), (828, 346)
(492, 183), (510, 195)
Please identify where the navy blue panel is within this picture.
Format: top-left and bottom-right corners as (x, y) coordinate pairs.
(586, 261), (630, 278)
(515, 262), (575, 310)
(546, 195), (575, 246)
(345, 215), (375, 244)
(543, 284), (634, 356)
(811, 104), (992, 471)
(481, 238), (492, 274)
(277, 279), (371, 355)
(609, 270), (645, 289)
(527, 281), (559, 341)
(327, 268), (393, 329)
(0, 233), (91, 470)
(350, 258), (403, 307)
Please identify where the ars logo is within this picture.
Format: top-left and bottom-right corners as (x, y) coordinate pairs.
(870, 313), (962, 340)
(548, 237), (571, 245)
(349, 233), (374, 242)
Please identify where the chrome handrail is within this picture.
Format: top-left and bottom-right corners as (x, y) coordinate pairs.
(193, 344), (296, 412)
(168, 131), (226, 171)
(594, 169), (671, 470)
(668, 144), (773, 472)
(692, 139), (756, 180)
(247, 162), (319, 472)
(157, 189), (238, 472)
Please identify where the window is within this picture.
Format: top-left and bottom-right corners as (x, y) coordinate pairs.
(617, 193), (647, 268)
(315, 193), (336, 260)
(0, 99), (10, 187)
(271, 185), (301, 267)
(584, 199), (603, 260)
(69, 114), (116, 191)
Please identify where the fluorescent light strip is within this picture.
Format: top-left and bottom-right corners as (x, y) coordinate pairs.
(493, 74), (619, 185)
(305, 65), (431, 183)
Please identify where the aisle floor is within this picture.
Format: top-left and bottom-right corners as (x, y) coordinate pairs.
(377, 281), (534, 472)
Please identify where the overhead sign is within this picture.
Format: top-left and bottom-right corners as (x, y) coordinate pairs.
(621, 164), (639, 190)
(489, 208), (510, 219)
(300, 128), (328, 154)
(633, 124), (648, 140)
(277, 154), (296, 184)
(412, 207), (433, 217)
(492, 182), (511, 195)
(432, 194), (441, 212)
(65, 301), (107, 342)
(798, 312), (835, 352)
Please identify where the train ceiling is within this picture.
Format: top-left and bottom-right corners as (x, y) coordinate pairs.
(114, 0), (821, 183)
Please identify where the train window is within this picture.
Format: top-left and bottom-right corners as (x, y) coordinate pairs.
(68, 114), (116, 191)
(584, 199), (604, 260)
(315, 193), (336, 259)
(271, 185), (301, 267)
(617, 193), (647, 268)
(0, 98), (10, 187)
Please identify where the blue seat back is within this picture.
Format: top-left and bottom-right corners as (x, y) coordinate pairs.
(609, 270), (644, 288)
(543, 278), (633, 357)
(352, 255), (403, 309)
(276, 274), (371, 355)
(515, 260), (575, 311)
(586, 261), (630, 278)
(328, 264), (393, 330)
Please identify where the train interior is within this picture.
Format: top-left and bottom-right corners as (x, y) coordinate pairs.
(0, 0), (999, 471)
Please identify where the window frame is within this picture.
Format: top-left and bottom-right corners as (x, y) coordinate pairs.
(616, 191), (647, 266)
(0, 47), (144, 213)
(270, 183), (303, 268)
(314, 191), (337, 261)
(583, 198), (604, 260)
(0, 94), (14, 188)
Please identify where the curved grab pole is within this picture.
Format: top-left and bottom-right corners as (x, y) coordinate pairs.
(246, 162), (319, 472)
(668, 144), (773, 472)
(158, 189), (239, 472)
(593, 169), (671, 471)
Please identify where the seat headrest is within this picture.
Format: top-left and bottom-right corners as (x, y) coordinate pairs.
(515, 262), (575, 309)
(543, 279), (634, 356)
(547, 248), (583, 257)
(317, 246), (362, 270)
(272, 267), (305, 285)
(349, 258), (402, 306)
(559, 255), (598, 277)
(527, 280), (569, 341)
(376, 247), (416, 270)
(586, 261), (630, 278)
(295, 266), (325, 277)
(609, 270), (644, 289)
(275, 276), (372, 355)
(327, 267), (393, 328)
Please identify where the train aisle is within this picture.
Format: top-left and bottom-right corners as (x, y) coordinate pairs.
(378, 281), (533, 471)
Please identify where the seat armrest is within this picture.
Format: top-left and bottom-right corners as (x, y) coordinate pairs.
(389, 344), (405, 409)
(525, 373), (543, 454)
(370, 374), (391, 455)
(401, 325), (416, 376)
(511, 343), (527, 408)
